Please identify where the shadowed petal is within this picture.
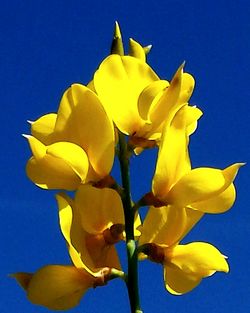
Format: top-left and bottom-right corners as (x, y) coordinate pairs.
(192, 184), (236, 213)
(13, 265), (93, 311)
(30, 113), (57, 145)
(129, 38), (146, 61)
(164, 266), (201, 295)
(25, 137), (89, 190)
(54, 84), (115, 178)
(139, 206), (187, 247)
(148, 64), (184, 130)
(75, 185), (124, 234)
(56, 193), (96, 273)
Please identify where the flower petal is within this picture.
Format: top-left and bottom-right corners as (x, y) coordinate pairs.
(153, 106), (200, 199)
(147, 63), (184, 130)
(94, 55), (159, 134)
(54, 84), (115, 178)
(139, 206), (187, 247)
(177, 207), (204, 242)
(164, 266), (201, 295)
(57, 193), (121, 272)
(26, 137), (89, 190)
(56, 193), (96, 273)
(137, 80), (169, 122)
(167, 242), (229, 276)
(85, 233), (121, 270)
(13, 265), (93, 310)
(30, 113), (57, 145)
(192, 183), (236, 213)
(167, 163), (243, 207)
(75, 185), (124, 234)
(129, 38), (146, 61)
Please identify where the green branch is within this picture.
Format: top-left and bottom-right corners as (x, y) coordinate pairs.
(118, 131), (142, 313)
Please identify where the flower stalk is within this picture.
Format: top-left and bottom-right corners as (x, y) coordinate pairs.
(118, 131), (142, 313)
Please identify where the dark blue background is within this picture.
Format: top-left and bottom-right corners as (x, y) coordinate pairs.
(1, 1), (249, 312)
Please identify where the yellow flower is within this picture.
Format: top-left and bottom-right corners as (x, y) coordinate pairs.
(12, 190), (122, 310)
(26, 83), (115, 189)
(72, 185), (125, 270)
(152, 104), (243, 214)
(12, 266), (97, 310)
(163, 242), (229, 295)
(94, 54), (195, 149)
(139, 205), (228, 294)
(61, 184), (140, 268)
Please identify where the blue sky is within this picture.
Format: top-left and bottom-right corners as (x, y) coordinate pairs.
(1, 0), (250, 312)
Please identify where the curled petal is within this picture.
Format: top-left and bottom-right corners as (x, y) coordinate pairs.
(147, 63), (184, 131)
(30, 113), (57, 145)
(153, 106), (202, 199)
(94, 55), (159, 134)
(56, 193), (94, 270)
(164, 266), (201, 295)
(56, 193), (96, 273)
(167, 242), (229, 277)
(13, 265), (93, 310)
(178, 73), (195, 104)
(75, 185), (124, 234)
(54, 84), (115, 178)
(192, 183), (236, 213)
(137, 80), (169, 122)
(26, 137), (89, 190)
(167, 163), (243, 207)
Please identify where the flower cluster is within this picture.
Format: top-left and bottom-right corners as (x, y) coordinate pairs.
(13, 23), (243, 312)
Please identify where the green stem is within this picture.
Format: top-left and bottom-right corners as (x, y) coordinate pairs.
(118, 132), (142, 313)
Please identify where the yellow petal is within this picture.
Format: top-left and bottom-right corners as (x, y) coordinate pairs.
(54, 84), (115, 178)
(152, 106), (193, 200)
(129, 38), (146, 61)
(167, 163), (243, 207)
(139, 205), (187, 247)
(147, 63), (184, 131)
(177, 207), (204, 242)
(85, 233), (121, 270)
(15, 265), (93, 310)
(167, 242), (229, 276)
(192, 183), (236, 213)
(56, 193), (96, 273)
(26, 156), (80, 190)
(94, 55), (159, 134)
(30, 113), (57, 145)
(75, 185), (124, 234)
(164, 266), (201, 295)
(134, 212), (142, 238)
(26, 139), (89, 190)
(46, 142), (89, 182)
(178, 72), (195, 104)
(57, 193), (120, 273)
(24, 135), (46, 160)
(137, 80), (169, 122)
